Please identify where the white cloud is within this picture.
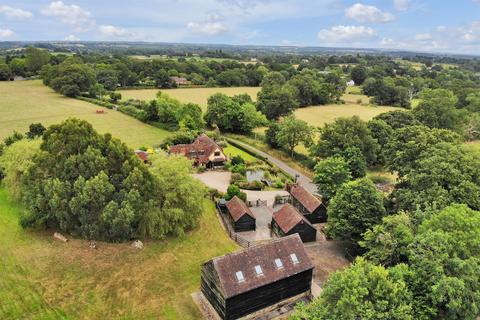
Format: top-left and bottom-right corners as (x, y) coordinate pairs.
(41, 1), (94, 31)
(394, 0), (410, 11)
(187, 21), (227, 35)
(414, 33), (432, 41)
(98, 25), (141, 40)
(0, 28), (14, 38)
(0, 5), (33, 20)
(318, 25), (376, 43)
(345, 3), (394, 23)
(380, 37), (395, 47)
(64, 34), (80, 41)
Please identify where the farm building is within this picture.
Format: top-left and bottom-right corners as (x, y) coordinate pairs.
(169, 134), (227, 168)
(271, 204), (317, 242)
(288, 184), (327, 223)
(134, 150), (149, 163)
(170, 76), (189, 86)
(201, 234), (314, 320)
(226, 196), (256, 232)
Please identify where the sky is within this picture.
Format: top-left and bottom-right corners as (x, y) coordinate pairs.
(1, 0), (480, 54)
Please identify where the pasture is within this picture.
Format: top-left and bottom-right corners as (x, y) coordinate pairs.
(118, 87), (260, 110)
(0, 81), (171, 148)
(0, 187), (237, 319)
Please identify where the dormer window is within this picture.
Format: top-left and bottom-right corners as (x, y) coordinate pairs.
(214, 151), (221, 156)
(254, 265), (263, 276)
(235, 271), (245, 283)
(274, 258), (283, 269)
(290, 253), (299, 264)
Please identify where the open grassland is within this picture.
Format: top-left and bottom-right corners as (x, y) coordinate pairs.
(0, 187), (237, 320)
(294, 88), (399, 128)
(118, 87), (261, 110)
(0, 81), (171, 148)
(223, 142), (258, 162)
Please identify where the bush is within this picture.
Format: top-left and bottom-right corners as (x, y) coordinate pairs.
(230, 173), (246, 185)
(196, 166), (206, 173)
(231, 163), (247, 176)
(231, 155), (245, 166)
(239, 180), (264, 190)
(226, 184), (247, 201)
(118, 105), (149, 122)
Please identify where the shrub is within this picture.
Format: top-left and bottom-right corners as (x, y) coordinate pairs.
(230, 173), (246, 185)
(239, 180), (264, 191)
(226, 184), (247, 201)
(231, 155), (245, 166)
(231, 164), (247, 176)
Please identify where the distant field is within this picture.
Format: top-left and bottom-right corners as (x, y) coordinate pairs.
(0, 81), (171, 148)
(295, 87), (399, 128)
(118, 87), (261, 110)
(0, 188), (237, 319)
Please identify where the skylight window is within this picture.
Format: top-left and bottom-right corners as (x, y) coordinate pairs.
(290, 253), (299, 264)
(274, 258), (283, 269)
(235, 271), (245, 283)
(254, 265), (263, 276)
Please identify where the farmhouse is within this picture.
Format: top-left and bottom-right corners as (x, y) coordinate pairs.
(201, 234), (314, 320)
(289, 184), (327, 223)
(170, 76), (189, 86)
(226, 196), (256, 232)
(271, 204), (317, 242)
(169, 134), (227, 168)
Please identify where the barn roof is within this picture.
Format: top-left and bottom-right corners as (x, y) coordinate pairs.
(226, 196), (255, 222)
(290, 184), (322, 214)
(134, 150), (149, 162)
(207, 234), (313, 298)
(169, 134), (224, 164)
(272, 204), (314, 233)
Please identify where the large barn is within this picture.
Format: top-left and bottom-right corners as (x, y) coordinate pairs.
(201, 234), (314, 320)
(271, 204), (317, 242)
(289, 184), (327, 223)
(226, 196), (256, 232)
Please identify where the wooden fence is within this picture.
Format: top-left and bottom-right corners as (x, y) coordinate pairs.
(216, 203), (252, 248)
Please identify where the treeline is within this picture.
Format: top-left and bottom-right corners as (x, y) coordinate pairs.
(0, 119), (206, 242)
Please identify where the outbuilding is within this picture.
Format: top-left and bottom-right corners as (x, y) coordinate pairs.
(271, 204), (317, 242)
(201, 234), (314, 320)
(226, 196), (256, 232)
(289, 184), (327, 223)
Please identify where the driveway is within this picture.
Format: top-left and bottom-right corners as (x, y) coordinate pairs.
(193, 171), (288, 206)
(226, 138), (318, 194)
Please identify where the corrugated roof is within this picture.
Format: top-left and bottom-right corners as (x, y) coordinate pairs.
(226, 196), (255, 222)
(272, 204), (314, 233)
(208, 234), (313, 298)
(290, 184), (322, 214)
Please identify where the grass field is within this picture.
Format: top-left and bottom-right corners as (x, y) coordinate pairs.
(0, 187), (237, 319)
(294, 87), (399, 128)
(0, 81), (171, 148)
(223, 142), (258, 162)
(118, 87), (261, 110)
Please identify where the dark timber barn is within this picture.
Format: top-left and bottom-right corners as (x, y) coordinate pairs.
(201, 235), (313, 320)
(226, 196), (256, 232)
(271, 204), (317, 243)
(289, 184), (327, 223)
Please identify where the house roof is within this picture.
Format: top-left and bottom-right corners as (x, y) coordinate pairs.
(169, 134), (225, 164)
(272, 204), (314, 233)
(207, 234), (313, 298)
(290, 184), (322, 214)
(226, 196), (255, 222)
(134, 150), (149, 162)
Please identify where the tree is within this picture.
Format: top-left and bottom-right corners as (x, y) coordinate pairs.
(47, 61), (97, 97)
(256, 85), (298, 120)
(350, 65), (368, 85)
(340, 146), (367, 179)
(26, 123), (46, 139)
(327, 178), (386, 244)
(0, 63), (12, 80)
(312, 116), (379, 166)
(361, 213), (414, 267)
(9, 58), (26, 77)
(265, 122), (280, 148)
(373, 110), (417, 129)
(293, 258), (413, 320)
(25, 47), (50, 74)
(367, 119), (394, 165)
(226, 184), (247, 201)
(314, 156), (352, 201)
(154, 69), (175, 88)
(276, 115), (313, 157)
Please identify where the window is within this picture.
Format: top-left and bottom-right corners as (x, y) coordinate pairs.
(274, 258), (283, 269)
(214, 151), (221, 156)
(254, 265), (263, 276)
(235, 271), (245, 283)
(290, 253), (299, 264)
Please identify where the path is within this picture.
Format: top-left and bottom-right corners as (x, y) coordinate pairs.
(227, 138), (318, 194)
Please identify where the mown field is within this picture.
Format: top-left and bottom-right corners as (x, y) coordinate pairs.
(118, 87), (261, 110)
(0, 187), (237, 319)
(294, 87), (399, 128)
(0, 81), (171, 148)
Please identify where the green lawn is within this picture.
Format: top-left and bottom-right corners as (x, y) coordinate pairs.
(223, 142), (258, 162)
(0, 80), (171, 149)
(118, 87), (260, 111)
(0, 187), (237, 319)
